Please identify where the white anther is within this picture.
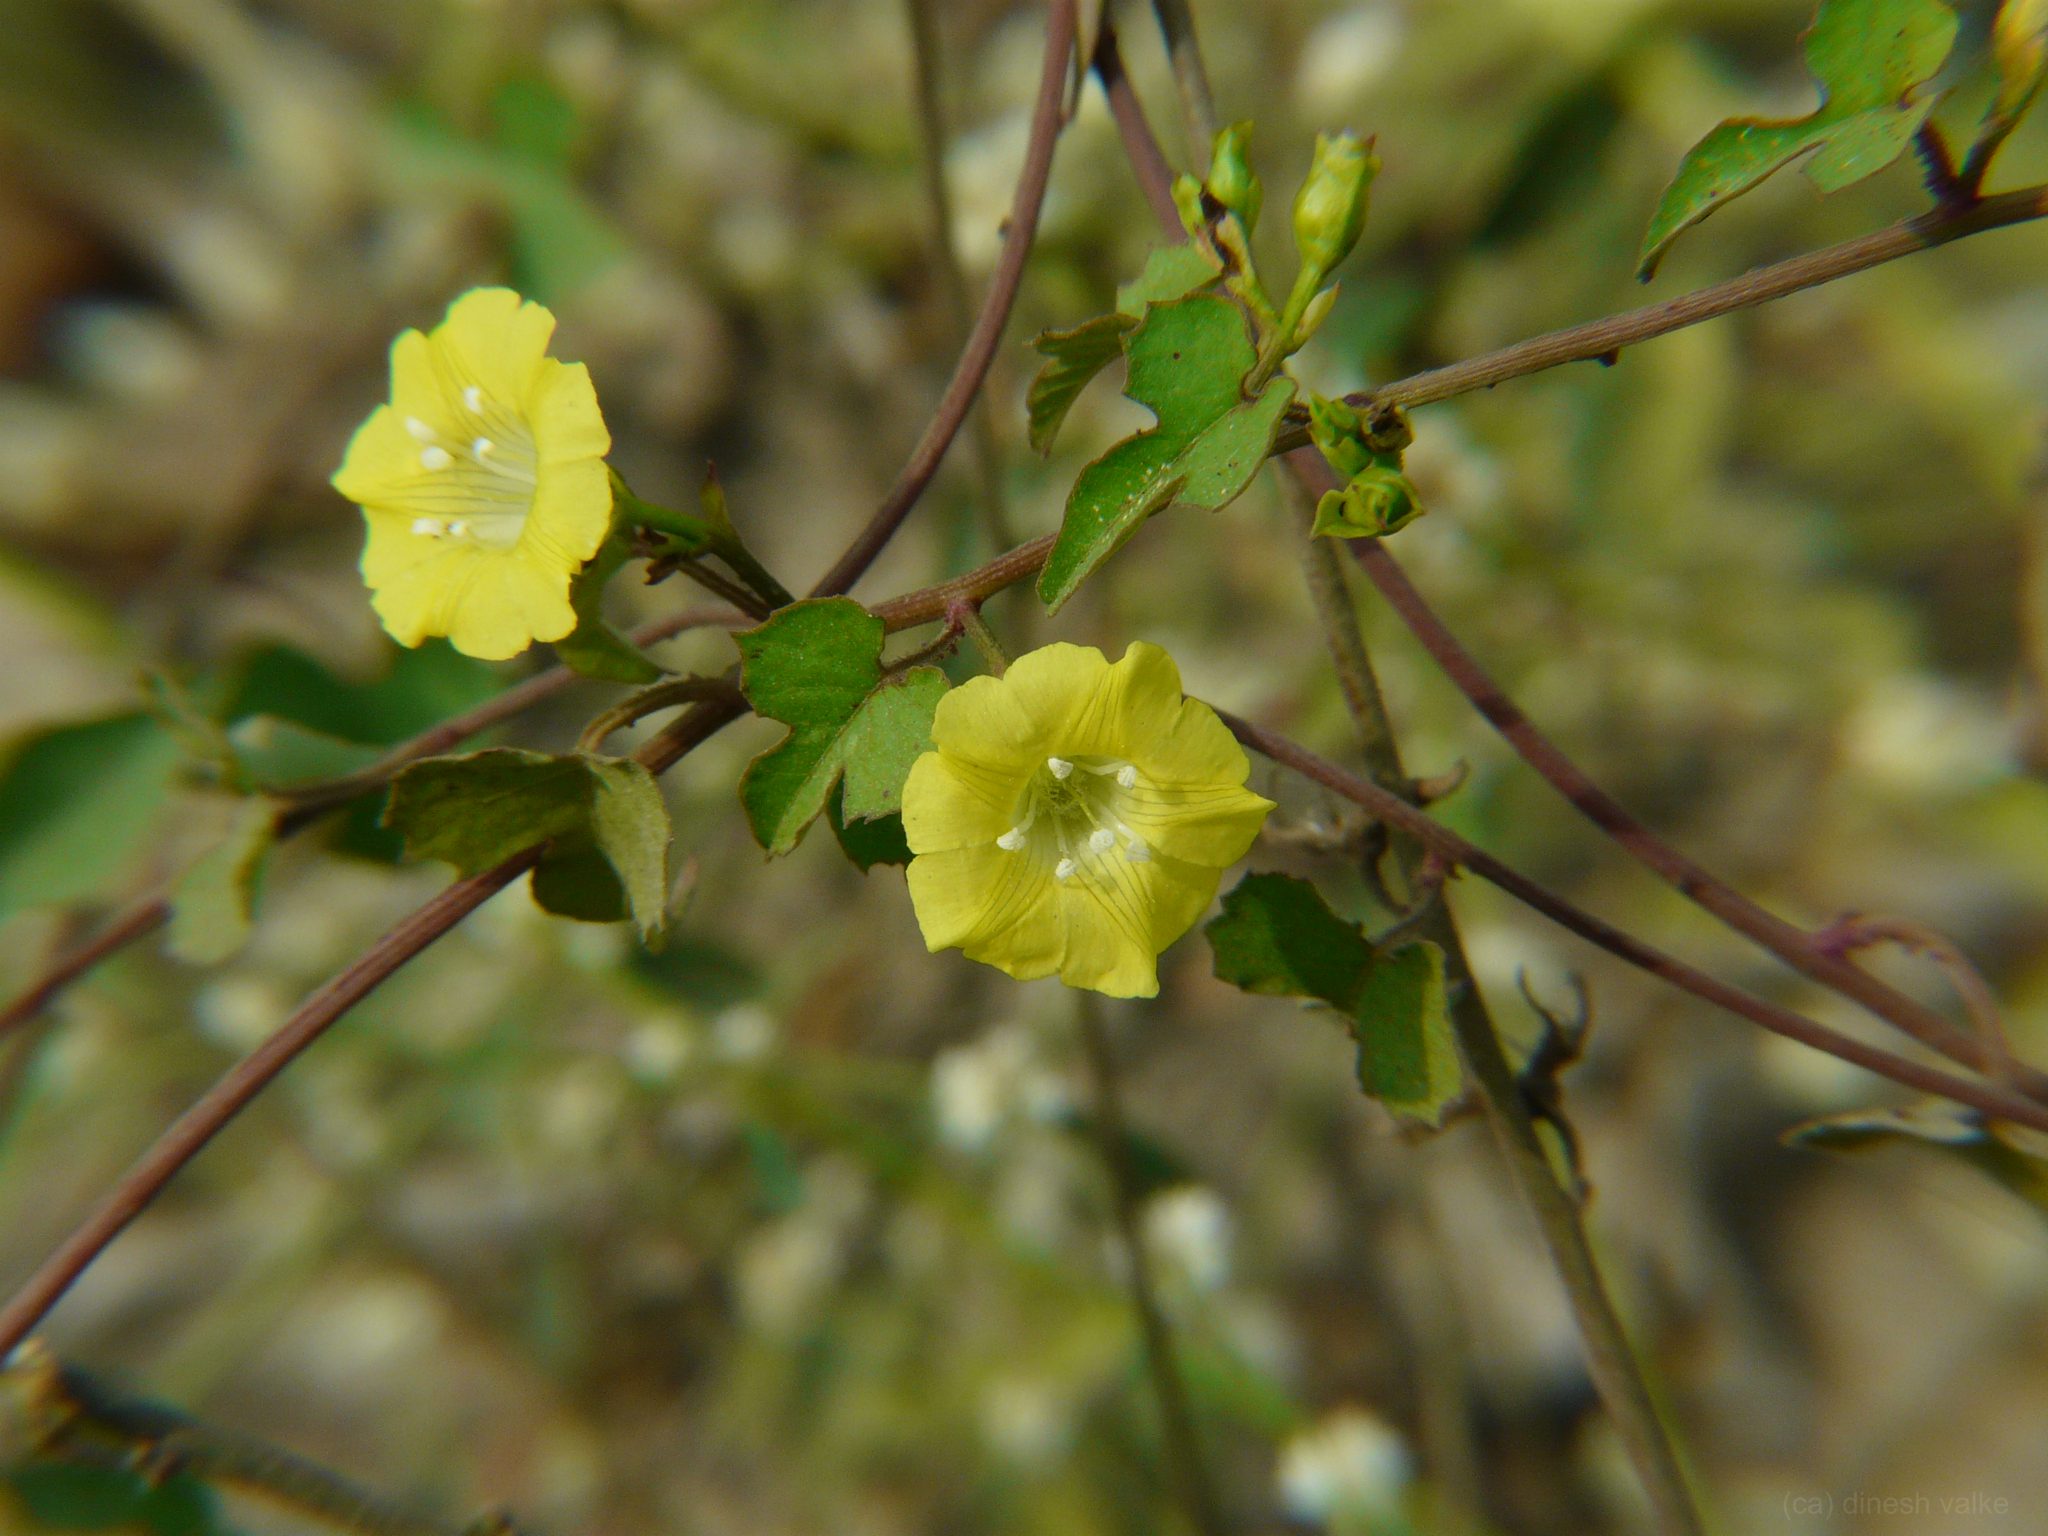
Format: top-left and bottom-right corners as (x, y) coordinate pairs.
(464, 386), (484, 412)
(472, 437), (494, 458)
(1047, 757), (1073, 780)
(449, 520), (470, 537)
(1055, 857), (1077, 881)
(411, 518), (443, 537)
(421, 445), (453, 471)
(1116, 765), (1137, 788)
(405, 416), (436, 442)
(1089, 828), (1115, 853)
(1125, 840), (1151, 863)
(997, 828), (1026, 851)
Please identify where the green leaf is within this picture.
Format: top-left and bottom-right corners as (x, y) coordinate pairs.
(1026, 313), (1136, 455)
(1785, 1099), (2048, 1214)
(0, 714), (183, 918)
(228, 641), (498, 748)
(1638, 0), (1958, 277)
(1115, 241), (1224, 316)
(7, 1465), (228, 1536)
(827, 781), (912, 870)
(555, 532), (662, 684)
(168, 797), (281, 966)
(382, 748), (671, 940)
(736, 599), (947, 856)
(1037, 294), (1295, 614)
(1207, 873), (1461, 1125)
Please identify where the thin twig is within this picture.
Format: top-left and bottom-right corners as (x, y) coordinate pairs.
(869, 534), (1055, 631)
(1336, 512), (2044, 1095)
(1284, 462), (1704, 1535)
(1148, 0), (1217, 166)
(1811, 914), (2016, 1085)
(1093, 23), (1183, 238)
(0, 847), (542, 1362)
(1215, 709), (2048, 1139)
(809, 0), (1076, 599)
(574, 676), (744, 756)
(904, 0), (1015, 553)
(1075, 993), (1227, 1536)
(1358, 183), (2048, 412)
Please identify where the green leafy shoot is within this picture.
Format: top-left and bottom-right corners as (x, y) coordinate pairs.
(1207, 872), (1461, 1125)
(1115, 241), (1224, 317)
(1638, 0), (1959, 277)
(383, 748), (671, 940)
(169, 796), (282, 966)
(737, 599), (948, 857)
(1037, 294), (1296, 614)
(1027, 314), (1137, 455)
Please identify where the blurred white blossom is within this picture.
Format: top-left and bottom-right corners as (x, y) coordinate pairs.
(1277, 1406), (1413, 1524)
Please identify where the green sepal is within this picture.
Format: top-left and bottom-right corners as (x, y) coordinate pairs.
(557, 529), (663, 684)
(1306, 394), (1424, 539)
(1207, 872), (1461, 1125)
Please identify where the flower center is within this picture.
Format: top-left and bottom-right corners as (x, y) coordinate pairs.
(397, 389), (539, 550)
(996, 755), (1153, 881)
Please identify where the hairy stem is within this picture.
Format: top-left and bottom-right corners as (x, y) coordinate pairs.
(1076, 993), (1227, 1536)
(1286, 464), (1704, 1536)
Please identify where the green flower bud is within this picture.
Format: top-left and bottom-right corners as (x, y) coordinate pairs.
(1292, 130), (1380, 283)
(1206, 121), (1263, 234)
(1311, 466), (1423, 541)
(1308, 393), (1369, 477)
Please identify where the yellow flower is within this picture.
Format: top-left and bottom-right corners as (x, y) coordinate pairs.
(903, 642), (1274, 998)
(332, 287), (612, 660)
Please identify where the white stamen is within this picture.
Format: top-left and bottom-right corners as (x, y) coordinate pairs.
(1055, 857), (1077, 881)
(411, 518), (443, 537)
(421, 445), (453, 471)
(1125, 840), (1151, 863)
(464, 386), (484, 412)
(472, 437), (494, 458)
(1117, 765), (1137, 789)
(997, 828), (1026, 851)
(1089, 828), (1115, 853)
(1047, 757), (1073, 780)
(449, 520), (470, 537)
(405, 416), (436, 442)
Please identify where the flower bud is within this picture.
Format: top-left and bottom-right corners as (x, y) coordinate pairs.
(1292, 131), (1380, 282)
(1206, 121), (1263, 233)
(1995, 0), (2048, 115)
(1311, 466), (1423, 541)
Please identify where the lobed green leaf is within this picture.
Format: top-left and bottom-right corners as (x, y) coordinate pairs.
(1638, 0), (1958, 277)
(1026, 313), (1136, 455)
(0, 713), (183, 919)
(1037, 294), (1295, 614)
(1207, 872), (1461, 1125)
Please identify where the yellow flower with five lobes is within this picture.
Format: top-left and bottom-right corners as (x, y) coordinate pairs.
(331, 287), (613, 661)
(902, 642), (1274, 998)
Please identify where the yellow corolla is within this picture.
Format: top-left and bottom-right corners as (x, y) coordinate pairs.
(903, 642), (1274, 998)
(331, 287), (612, 660)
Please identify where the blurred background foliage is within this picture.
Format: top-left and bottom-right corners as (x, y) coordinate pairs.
(4, 0), (2048, 1532)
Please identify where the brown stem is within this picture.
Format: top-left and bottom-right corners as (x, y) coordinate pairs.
(574, 676), (744, 756)
(1334, 509), (2042, 1094)
(868, 534), (1055, 632)
(809, 0), (1076, 599)
(1148, 0), (1217, 166)
(0, 846), (542, 1361)
(1076, 994), (1227, 1536)
(1215, 708), (2048, 1139)
(1360, 184), (2048, 412)
(1093, 22), (1183, 236)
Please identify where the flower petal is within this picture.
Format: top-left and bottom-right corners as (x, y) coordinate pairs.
(901, 751), (1019, 855)
(1076, 640), (1186, 758)
(928, 672), (1046, 768)
(448, 553), (580, 658)
(360, 506), (451, 587)
(908, 843), (1063, 979)
(522, 454), (613, 570)
(332, 400), (427, 506)
(1115, 780), (1273, 867)
(528, 357), (611, 465)
(1055, 850), (1220, 997)
(434, 287), (557, 405)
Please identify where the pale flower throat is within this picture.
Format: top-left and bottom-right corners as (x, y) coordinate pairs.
(997, 755), (1153, 882)
(398, 385), (539, 549)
